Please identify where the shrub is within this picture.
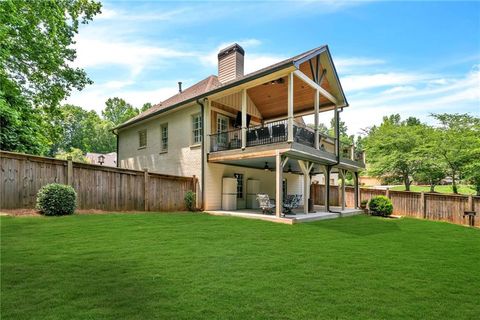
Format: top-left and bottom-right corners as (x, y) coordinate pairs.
(36, 183), (77, 216)
(368, 195), (393, 217)
(184, 191), (196, 211)
(360, 199), (368, 209)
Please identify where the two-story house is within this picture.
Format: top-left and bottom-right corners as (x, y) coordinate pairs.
(114, 44), (365, 217)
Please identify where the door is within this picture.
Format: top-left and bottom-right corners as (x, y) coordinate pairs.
(217, 114), (229, 147)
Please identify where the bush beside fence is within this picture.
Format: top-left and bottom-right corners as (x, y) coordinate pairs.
(312, 184), (479, 227)
(0, 151), (196, 212)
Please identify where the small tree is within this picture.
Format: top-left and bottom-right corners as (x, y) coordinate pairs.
(184, 191), (196, 211)
(368, 196), (393, 217)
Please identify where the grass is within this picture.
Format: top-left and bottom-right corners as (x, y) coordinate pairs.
(389, 184), (476, 195)
(1, 213), (479, 319)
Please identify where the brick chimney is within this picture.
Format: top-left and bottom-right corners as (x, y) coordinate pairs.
(218, 43), (245, 83)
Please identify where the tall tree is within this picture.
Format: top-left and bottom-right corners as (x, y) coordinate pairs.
(102, 98), (139, 125)
(364, 115), (424, 191)
(431, 113), (480, 193)
(141, 102), (153, 112)
(0, 0), (101, 109)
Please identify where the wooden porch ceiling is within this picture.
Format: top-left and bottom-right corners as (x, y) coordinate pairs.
(247, 59), (335, 120)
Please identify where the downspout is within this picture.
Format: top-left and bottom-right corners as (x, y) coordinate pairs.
(113, 129), (119, 168)
(196, 98), (206, 210)
(327, 106), (343, 213)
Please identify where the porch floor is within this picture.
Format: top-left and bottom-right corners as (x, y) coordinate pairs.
(205, 205), (363, 225)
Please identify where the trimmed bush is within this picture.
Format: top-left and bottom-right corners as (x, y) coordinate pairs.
(36, 183), (77, 216)
(360, 199), (369, 210)
(184, 191), (196, 211)
(368, 195), (393, 217)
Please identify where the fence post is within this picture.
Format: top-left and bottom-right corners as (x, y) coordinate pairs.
(67, 156), (73, 186)
(385, 188), (390, 198)
(468, 195), (473, 211)
(144, 168), (149, 211)
(421, 192), (426, 219)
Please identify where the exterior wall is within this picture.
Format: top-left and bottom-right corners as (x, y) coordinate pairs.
(204, 162), (304, 210)
(118, 105), (202, 179)
(312, 173), (339, 186)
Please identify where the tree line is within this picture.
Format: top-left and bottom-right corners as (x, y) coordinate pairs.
(362, 113), (480, 195)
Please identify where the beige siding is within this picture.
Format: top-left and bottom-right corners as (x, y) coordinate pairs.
(218, 52), (244, 83)
(204, 162), (303, 210)
(118, 105), (202, 179)
(214, 91), (263, 119)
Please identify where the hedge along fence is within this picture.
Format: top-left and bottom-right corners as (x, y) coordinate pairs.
(312, 183), (479, 227)
(0, 151), (197, 212)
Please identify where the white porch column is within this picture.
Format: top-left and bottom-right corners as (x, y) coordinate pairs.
(287, 72), (294, 142)
(275, 151), (283, 217)
(353, 171), (360, 209)
(322, 165), (330, 210)
(241, 89), (247, 150)
(340, 169), (346, 211)
(314, 90), (320, 150)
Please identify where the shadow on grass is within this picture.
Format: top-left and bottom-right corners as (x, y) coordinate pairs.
(313, 216), (401, 236)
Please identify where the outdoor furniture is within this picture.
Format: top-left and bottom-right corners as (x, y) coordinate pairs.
(256, 193), (275, 215)
(256, 127), (271, 143)
(271, 123), (286, 142)
(464, 210), (476, 227)
(283, 194), (302, 214)
(246, 130), (257, 145)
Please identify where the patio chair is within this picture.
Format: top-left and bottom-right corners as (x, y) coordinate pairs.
(256, 193), (275, 215)
(283, 194), (302, 214)
(256, 127), (271, 144)
(271, 123), (286, 142)
(246, 129), (257, 145)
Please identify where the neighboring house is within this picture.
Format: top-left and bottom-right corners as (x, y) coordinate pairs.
(86, 152), (117, 167)
(114, 44), (365, 216)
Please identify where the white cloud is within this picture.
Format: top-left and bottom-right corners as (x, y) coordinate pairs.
(335, 57), (385, 73)
(341, 72), (431, 91)
(73, 33), (195, 77)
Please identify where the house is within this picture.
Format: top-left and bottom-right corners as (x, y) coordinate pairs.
(114, 44), (365, 217)
(86, 152), (117, 167)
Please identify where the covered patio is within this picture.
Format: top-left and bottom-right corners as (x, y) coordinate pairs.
(206, 205), (363, 225)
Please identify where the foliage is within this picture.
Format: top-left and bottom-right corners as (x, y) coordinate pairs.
(184, 191), (196, 211)
(0, 0), (101, 109)
(141, 102), (153, 112)
(368, 196), (393, 216)
(55, 148), (89, 163)
(389, 184), (476, 195)
(0, 76), (50, 155)
(360, 199), (368, 209)
(431, 113), (480, 194)
(102, 98), (139, 125)
(463, 162), (480, 196)
(2, 214), (479, 319)
(36, 183), (77, 216)
(364, 115), (425, 191)
(52, 104), (116, 154)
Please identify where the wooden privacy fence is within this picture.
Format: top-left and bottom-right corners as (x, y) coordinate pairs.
(0, 151), (197, 211)
(312, 184), (480, 227)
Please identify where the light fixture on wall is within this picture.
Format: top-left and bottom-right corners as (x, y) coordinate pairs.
(98, 154), (105, 166)
(264, 162), (270, 171)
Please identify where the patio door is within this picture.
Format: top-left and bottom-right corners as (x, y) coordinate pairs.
(217, 114), (229, 147)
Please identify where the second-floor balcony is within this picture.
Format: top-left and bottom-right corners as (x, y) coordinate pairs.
(209, 119), (365, 164)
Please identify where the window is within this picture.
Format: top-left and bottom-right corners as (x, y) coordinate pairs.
(161, 124), (168, 151)
(234, 173), (243, 198)
(217, 114), (229, 145)
(192, 114), (202, 144)
(138, 130), (147, 148)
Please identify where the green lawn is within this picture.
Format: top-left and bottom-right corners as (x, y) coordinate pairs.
(390, 184), (476, 195)
(1, 213), (479, 319)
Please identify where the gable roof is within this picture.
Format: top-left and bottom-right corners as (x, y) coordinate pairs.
(115, 45), (345, 131)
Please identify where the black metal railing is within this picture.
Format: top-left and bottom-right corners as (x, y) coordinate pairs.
(246, 119), (288, 147)
(209, 128), (242, 152)
(208, 119), (364, 165)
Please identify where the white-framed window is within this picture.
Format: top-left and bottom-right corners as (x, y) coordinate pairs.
(192, 114), (202, 144)
(217, 114), (229, 145)
(138, 130), (147, 148)
(234, 173), (243, 199)
(161, 124), (168, 152)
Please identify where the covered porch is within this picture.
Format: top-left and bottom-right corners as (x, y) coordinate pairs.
(206, 205), (363, 225)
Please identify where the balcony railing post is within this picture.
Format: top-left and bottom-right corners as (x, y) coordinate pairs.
(350, 145), (355, 161)
(287, 72), (294, 142)
(241, 89), (247, 150)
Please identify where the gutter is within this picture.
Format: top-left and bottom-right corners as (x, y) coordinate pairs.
(196, 98), (206, 210)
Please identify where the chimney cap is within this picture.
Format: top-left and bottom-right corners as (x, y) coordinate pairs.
(218, 43), (245, 59)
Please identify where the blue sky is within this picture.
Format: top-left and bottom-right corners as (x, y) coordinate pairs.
(67, 0), (480, 134)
